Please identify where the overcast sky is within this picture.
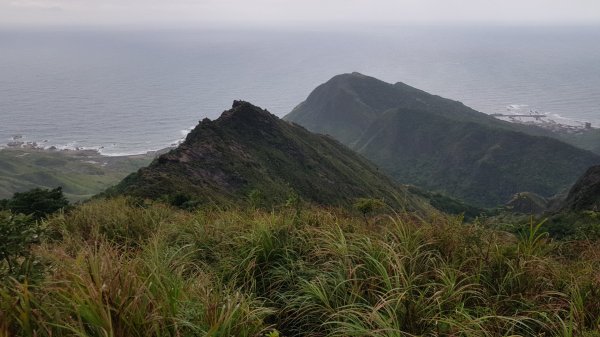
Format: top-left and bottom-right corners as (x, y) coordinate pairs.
(2, 0), (600, 27)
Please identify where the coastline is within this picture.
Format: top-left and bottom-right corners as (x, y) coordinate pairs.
(489, 112), (600, 155)
(493, 116), (597, 135)
(0, 140), (172, 159)
(490, 104), (597, 135)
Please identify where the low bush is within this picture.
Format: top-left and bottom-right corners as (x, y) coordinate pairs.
(0, 211), (43, 280)
(2, 187), (68, 219)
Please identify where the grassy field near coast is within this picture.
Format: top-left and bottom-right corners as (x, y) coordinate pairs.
(0, 148), (153, 201)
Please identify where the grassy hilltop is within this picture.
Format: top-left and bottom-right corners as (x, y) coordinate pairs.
(110, 101), (430, 212)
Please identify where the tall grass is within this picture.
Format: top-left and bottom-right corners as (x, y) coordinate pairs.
(2, 197), (600, 336)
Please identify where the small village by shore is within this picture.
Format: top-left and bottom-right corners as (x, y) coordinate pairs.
(490, 110), (596, 135)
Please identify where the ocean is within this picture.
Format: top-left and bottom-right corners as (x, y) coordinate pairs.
(1, 25), (599, 155)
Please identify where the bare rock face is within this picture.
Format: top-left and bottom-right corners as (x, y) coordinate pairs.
(561, 166), (600, 212)
(505, 192), (548, 214)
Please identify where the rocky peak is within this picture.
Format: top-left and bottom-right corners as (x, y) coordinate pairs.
(220, 100), (277, 124)
(184, 101), (279, 145)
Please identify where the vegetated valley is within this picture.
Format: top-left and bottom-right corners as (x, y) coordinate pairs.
(2, 77), (600, 337)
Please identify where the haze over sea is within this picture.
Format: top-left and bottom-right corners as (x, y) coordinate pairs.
(1, 25), (599, 156)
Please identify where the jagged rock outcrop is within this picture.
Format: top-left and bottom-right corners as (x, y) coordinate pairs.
(505, 192), (548, 214)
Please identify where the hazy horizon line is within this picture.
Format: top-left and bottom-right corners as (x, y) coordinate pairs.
(2, 21), (600, 32)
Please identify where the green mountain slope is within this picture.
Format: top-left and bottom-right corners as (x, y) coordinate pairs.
(285, 73), (600, 207)
(558, 129), (600, 155)
(111, 101), (429, 211)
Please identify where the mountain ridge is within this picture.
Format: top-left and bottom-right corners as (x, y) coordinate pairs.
(110, 101), (431, 211)
(285, 73), (600, 206)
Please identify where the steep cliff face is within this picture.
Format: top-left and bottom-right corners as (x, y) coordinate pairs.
(111, 101), (429, 211)
(560, 165), (600, 212)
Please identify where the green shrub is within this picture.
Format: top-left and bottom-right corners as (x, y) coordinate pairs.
(0, 211), (42, 279)
(353, 197), (386, 225)
(248, 189), (264, 209)
(3, 187), (69, 219)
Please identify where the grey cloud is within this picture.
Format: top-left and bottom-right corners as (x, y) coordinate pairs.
(1, 0), (599, 27)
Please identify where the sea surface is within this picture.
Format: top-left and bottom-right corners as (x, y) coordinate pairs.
(1, 25), (599, 155)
